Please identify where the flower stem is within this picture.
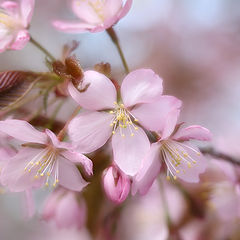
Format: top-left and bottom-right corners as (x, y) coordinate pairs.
(106, 27), (129, 74)
(200, 147), (240, 165)
(30, 36), (56, 62)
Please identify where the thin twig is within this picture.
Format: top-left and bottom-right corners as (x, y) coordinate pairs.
(106, 27), (130, 74)
(30, 36), (56, 62)
(200, 147), (240, 165)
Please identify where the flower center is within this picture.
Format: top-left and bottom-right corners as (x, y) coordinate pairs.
(0, 10), (18, 30)
(109, 102), (139, 137)
(77, 0), (105, 22)
(24, 146), (59, 187)
(161, 140), (200, 180)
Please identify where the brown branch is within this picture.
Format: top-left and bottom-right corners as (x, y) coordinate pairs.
(200, 147), (240, 166)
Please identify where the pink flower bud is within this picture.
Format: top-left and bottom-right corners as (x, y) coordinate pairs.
(102, 165), (130, 204)
(42, 188), (86, 229)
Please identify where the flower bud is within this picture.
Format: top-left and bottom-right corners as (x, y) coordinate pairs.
(42, 188), (86, 229)
(102, 166), (130, 204)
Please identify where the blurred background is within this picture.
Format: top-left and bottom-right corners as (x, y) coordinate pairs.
(0, 0), (240, 239)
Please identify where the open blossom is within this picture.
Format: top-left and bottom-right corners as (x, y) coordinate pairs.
(68, 68), (181, 176)
(53, 0), (132, 33)
(42, 188), (86, 229)
(102, 165), (130, 204)
(0, 119), (92, 192)
(133, 116), (212, 195)
(0, 0), (35, 52)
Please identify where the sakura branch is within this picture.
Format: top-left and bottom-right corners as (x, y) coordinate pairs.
(0, 0), (237, 239)
(200, 147), (240, 166)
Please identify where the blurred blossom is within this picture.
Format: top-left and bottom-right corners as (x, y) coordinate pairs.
(42, 188), (86, 230)
(118, 181), (187, 240)
(53, 0), (133, 33)
(102, 165), (130, 204)
(0, 0), (35, 52)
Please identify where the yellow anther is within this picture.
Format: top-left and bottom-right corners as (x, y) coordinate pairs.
(56, 179), (59, 183)
(187, 162), (192, 168)
(109, 111), (114, 114)
(24, 167), (27, 171)
(114, 101), (117, 105)
(45, 182), (49, 187)
(35, 161), (40, 165)
(28, 169), (31, 173)
(134, 127), (139, 130)
(130, 133), (134, 137)
(134, 118), (139, 122)
(110, 123), (113, 127)
(112, 131), (115, 135)
(183, 153), (188, 157)
(166, 176), (171, 181)
(120, 104), (124, 108)
(197, 152), (201, 156)
(47, 172), (51, 176)
(53, 183), (56, 187)
(176, 170), (180, 173)
(193, 160), (197, 164)
(40, 173), (44, 177)
(173, 176), (177, 180)
(34, 175), (39, 180)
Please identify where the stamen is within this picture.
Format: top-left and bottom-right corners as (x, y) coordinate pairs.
(109, 102), (139, 137)
(161, 140), (200, 179)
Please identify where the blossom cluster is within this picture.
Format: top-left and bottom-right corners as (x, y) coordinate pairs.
(1, 0), (238, 239)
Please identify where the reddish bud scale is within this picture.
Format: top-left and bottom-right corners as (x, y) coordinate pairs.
(0, 71), (26, 93)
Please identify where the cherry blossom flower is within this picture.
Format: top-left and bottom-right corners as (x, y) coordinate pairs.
(0, 119), (92, 192)
(133, 118), (212, 195)
(53, 0), (132, 33)
(102, 165), (130, 204)
(68, 68), (181, 176)
(0, 0), (35, 52)
(42, 188), (86, 229)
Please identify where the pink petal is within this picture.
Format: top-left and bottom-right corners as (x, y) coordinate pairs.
(23, 189), (35, 218)
(52, 20), (95, 33)
(0, 1), (19, 17)
(68, 71), (117, 111)
(132, 143), (161, 195)
(1, 148), (45, 192)
(0, 119), (47, 144)
(172, 125), (212, 142)
(0, 34), (14, 53)
(44, 129), (71, 150)
(42, 188), (64, 221)
(131, 95), (182, 132)
(58, 157), (89, 192)
(55, 192), (86, 229)
(112, 127), (150, 176)
(10, 30), (30, 50)
(161, 109), (180, 140)
(68, 111), (113, 153)
(71, 0), (103, 24)
(117, 0), (133, 19)
(102, 0), (123, 19)
(163, 142), (207, 183)
(20, 0), (35, 27)
(61, 150), (93, 175)
(121, 69), (163, 107)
